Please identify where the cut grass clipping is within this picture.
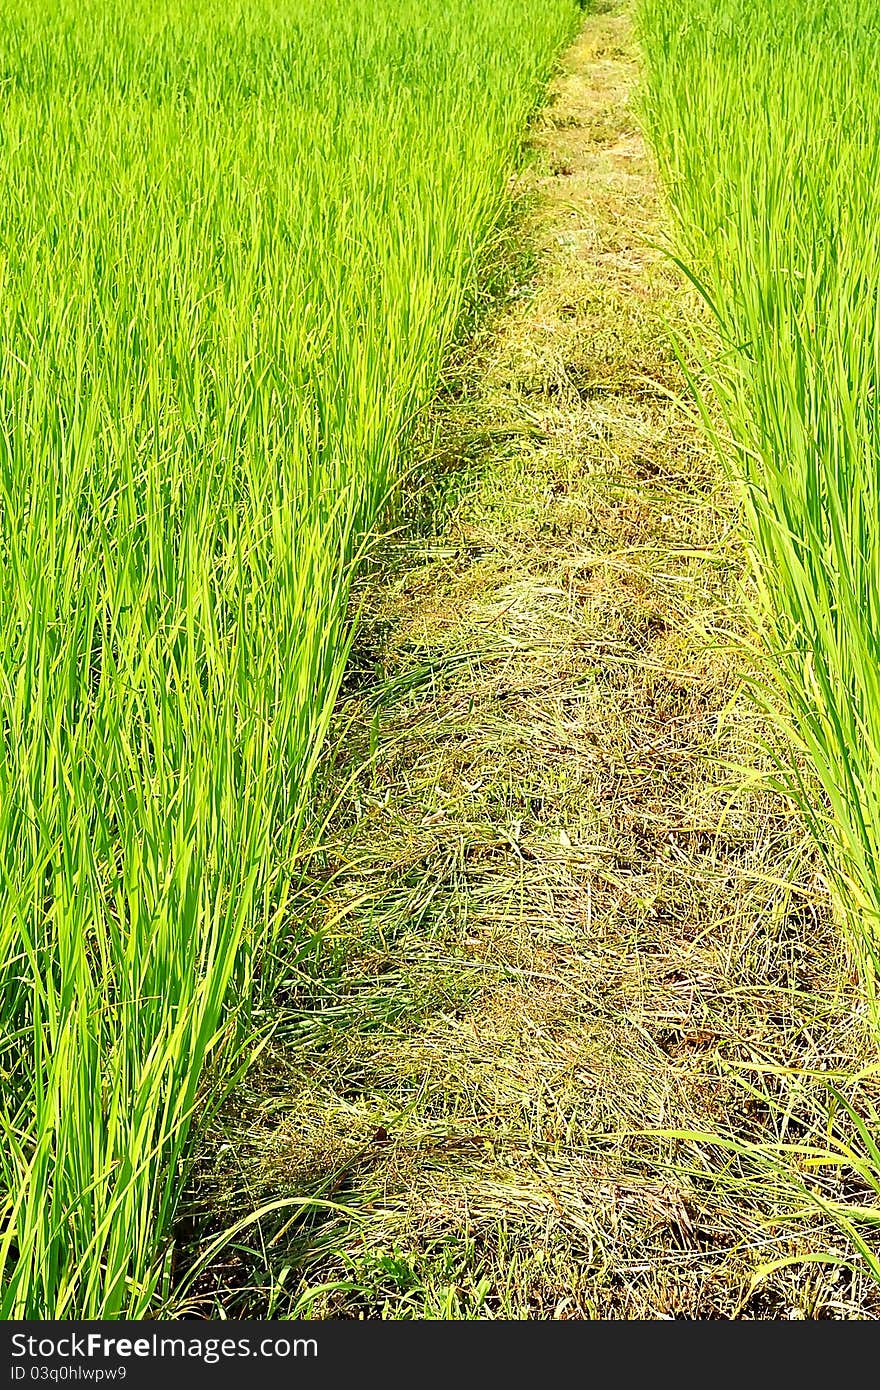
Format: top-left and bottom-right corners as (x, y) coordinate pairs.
(0, 0), (580, 1317)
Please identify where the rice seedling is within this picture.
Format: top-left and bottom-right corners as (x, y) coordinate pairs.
(0, 0), (579, 1317)
(637, 0), (880, 1010)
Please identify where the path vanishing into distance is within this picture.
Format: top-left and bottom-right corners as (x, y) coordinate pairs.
(192, 7), (878, 1319)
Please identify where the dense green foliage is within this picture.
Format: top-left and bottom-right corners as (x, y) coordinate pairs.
(638, 0), (880, 1001)
(0, 0), (577, 1316)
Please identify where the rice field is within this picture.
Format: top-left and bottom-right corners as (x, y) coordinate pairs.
(637, 0), (880, 1008)
(4, 0), (880, 1324)
(637, 0), (880, 1287)
(0, 0), (579, 1318)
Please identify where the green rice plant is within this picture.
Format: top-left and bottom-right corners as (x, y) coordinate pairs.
(0, 0), (579, 1317)
(637, 0), (880, 1011)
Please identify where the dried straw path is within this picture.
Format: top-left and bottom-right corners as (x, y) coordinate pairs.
(195, 5), (876, 1319)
